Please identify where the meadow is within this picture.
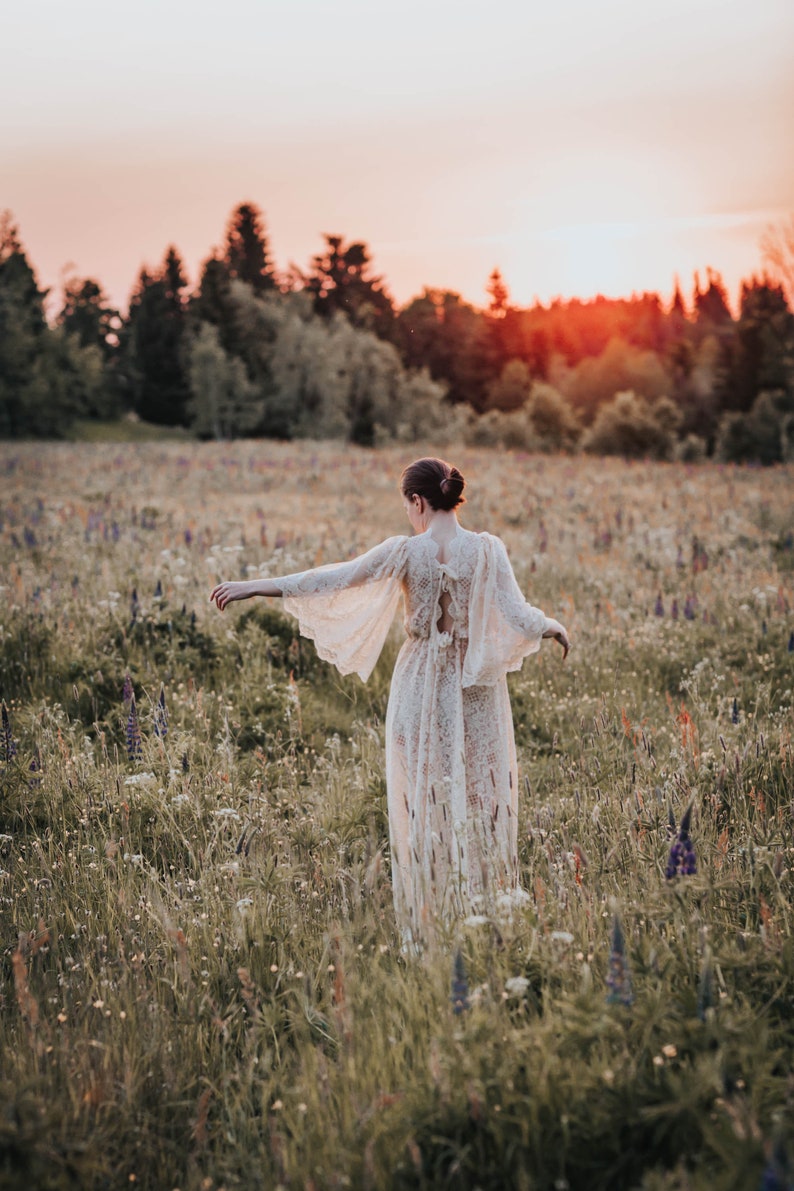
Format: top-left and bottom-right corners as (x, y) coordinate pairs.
(1, 440), (793, 1191)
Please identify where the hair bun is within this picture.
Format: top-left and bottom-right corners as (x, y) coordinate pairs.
(440, 477), (451, 494)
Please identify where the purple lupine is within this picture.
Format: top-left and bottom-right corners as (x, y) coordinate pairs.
(732, 698), (740, 725)
(181, 752), (190, 774)
(654, 594), (664, 617)
(122, 672), (133, 705)
(130, 588), (139, 624)
(154, 580), (163, 599)
(788, 631), (794, 654)
(29, 749), (42, 788)
(451, 948), (469, 1015)
(671, 598), (679, 621)
(126, 695), (142, 761)
(606, 914), (633, 1007)
(666, 803), (697, 879)
(154, 685), (168, 738)
(684, 594), (697, 620)
(1, 702), (17, 763)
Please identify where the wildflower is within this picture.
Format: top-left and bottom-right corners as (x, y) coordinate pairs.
(122, 673), (133, 704)
(1, 702), (17, 764)
(683, 594), (697, 620)
(463, 914), (489, 928)
(130, 588), (139, 625)
(666, 803), (697, 879)
(126, 695), (143, 761)
(124, 772), (155, 786)
(29, 750), (41, 787)
(451, 948), (469, 1015)
(732, 697), (740, 725)
(606, 914), (633, 1007)
(181, 752), (190, 774)
(154, 685), (168, 738)
(788, 631), (794, 654)
(671, 598), (679, 620)
(654, 594), (664, 617)
(505, 976), (530, 998)
(154, 579), (163, 599)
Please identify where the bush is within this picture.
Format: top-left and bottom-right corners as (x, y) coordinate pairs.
(714, 390), (791, 465)
(582, 390), (680, 460)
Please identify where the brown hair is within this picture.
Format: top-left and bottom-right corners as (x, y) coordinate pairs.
(400, 457), (466, 511)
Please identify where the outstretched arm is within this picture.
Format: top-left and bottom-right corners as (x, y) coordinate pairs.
(209, 535), (405, 613)
(210, 577), (282, 610)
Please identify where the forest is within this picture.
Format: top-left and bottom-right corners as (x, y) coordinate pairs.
(1, 202), (793, 462)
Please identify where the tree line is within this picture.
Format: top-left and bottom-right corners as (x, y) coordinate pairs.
(1, 203), (793, 461)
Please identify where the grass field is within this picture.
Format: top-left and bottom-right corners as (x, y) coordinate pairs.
(1, 441), (793, 1190)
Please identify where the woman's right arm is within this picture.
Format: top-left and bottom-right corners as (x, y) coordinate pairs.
(210, 578), (282, 610)
(210, 535), (405, 612)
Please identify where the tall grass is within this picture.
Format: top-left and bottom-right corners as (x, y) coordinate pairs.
(1, 441), (793, 1189)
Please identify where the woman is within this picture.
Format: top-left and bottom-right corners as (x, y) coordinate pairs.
(210, 457), (569, 946)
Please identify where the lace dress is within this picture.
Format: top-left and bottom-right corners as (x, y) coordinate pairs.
(275, 526), (549, 943)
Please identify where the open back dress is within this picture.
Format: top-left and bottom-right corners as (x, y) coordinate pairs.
(275, 525), (548, 944)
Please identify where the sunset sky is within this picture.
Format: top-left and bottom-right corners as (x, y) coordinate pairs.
(4, 0), (794, 314)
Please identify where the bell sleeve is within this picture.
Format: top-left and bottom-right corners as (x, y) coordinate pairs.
(274, 536), (407, 682)
(462, 532), (549, 688)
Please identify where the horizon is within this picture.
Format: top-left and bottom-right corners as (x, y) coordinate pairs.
(4, 0), (793, 316)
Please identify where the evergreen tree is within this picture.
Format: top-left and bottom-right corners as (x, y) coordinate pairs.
(693, 268), (733, 331)
(0, 213), (49, 436)
(306, 235), (394, 335)
(223, 202), (276, 293)
(118, 246), (190, 425)
(192, 254), (241, 357)
(486, 267), (510, 317)
(57, 277), (120, 361)
(722, 277), (794, 412)
(0, 214), (108, 436)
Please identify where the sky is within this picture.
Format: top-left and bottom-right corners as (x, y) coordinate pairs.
(3, 0), (794, 314)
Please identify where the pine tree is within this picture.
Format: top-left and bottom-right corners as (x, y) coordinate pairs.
(57, 277), (120, 361)
(223, 202), (276, 293)
(486, 267), (510, 317)
(306, 235), (394, 335)
(0, 212), (49, 436)
(118, 247), (190, 425)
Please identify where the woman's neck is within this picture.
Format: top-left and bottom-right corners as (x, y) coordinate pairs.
(423, 509), (459, 536)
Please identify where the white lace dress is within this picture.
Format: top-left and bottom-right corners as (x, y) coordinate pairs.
(275, 526), (549, 942)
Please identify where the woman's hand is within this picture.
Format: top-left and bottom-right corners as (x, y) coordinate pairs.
(543, 618), (570, 659)
(209, 580), (254, 611)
